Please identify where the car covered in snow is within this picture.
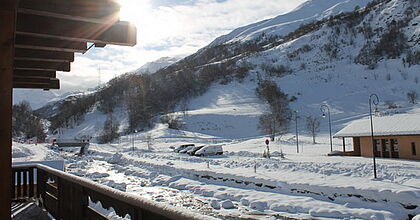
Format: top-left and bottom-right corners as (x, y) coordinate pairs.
(186, 145), (205, 155)
(179, 145), (196, 154)
(194, 145), (223, 156)
(174, 144), (195, 153)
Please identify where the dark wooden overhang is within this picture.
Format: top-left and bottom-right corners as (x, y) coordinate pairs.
(0, 1), (137, 219)
(12, 0), (137, 90)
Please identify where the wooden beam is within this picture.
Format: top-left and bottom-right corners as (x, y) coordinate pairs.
(13, 78), (60, 90)
(15, 60), (71, 72)
(15, 48), (75, 62)
(14, 75), (57, 83)
(13, 69), (56, 78)
(16, 13), (136, 46)
(15, 34), (87, 53)
(18, 0), (120, 20)
(0, 0), (17, 219)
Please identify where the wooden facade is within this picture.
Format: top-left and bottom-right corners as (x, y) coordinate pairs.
(0, 0), (136, 219)
(356, 135), (420, 161)
(337, 136), (420, 161)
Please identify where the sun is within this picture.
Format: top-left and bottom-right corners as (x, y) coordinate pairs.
(118, 0), (150, 25)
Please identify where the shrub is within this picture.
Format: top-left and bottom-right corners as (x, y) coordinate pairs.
(98, 115), (120, 144)
(407, 91), (418, 104)
(161, 114), (184, 130)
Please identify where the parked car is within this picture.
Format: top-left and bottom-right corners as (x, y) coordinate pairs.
(174, 144), (195, 153)
(194, 145), (223, 156)
(187, 145), (205, 155)
(179, 145), (196, 154)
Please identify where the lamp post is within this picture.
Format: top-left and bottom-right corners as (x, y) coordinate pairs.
(320, 104), (333, 152)
(294, 110), (299, 153)
(369, 94), (379, 179)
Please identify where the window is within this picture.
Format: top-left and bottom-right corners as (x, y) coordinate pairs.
(384, 139), (389, 152)
(412, 142), (417, 155)
(374, 139), (381, 152)
(391, 139), (399, 152)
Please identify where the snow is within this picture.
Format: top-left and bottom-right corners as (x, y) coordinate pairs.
(12, 0), (420, 219)
(134, 56), (184, 75)
(335, 113), (420, 137)
(13, 130), (420, 219)
(210, 0), (373, 46)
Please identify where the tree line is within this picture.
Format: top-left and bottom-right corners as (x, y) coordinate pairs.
(12, 101), (46, 141)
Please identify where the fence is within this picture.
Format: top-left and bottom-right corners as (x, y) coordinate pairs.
(12, 164), (204, 220)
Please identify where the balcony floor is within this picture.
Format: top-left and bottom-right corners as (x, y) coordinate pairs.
(12, 201), (51, 220)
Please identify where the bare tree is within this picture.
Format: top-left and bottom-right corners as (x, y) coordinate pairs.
(407, 90), (418, 104)
(180, 98), (189, 117)
(144, 134), (153, 150)
(384, 100), (397, 109)
(258, 112), (289, 141)
(306, 116), (320, 144)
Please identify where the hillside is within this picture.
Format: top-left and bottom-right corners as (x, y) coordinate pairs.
(37, 0), (420, 142)
(134, 56), (184, 75)
(12, 1), (420, 218)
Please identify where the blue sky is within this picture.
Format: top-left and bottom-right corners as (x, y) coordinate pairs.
(59, 0), (306, 92)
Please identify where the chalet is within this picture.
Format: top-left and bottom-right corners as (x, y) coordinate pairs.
(334, 114), (420, 161)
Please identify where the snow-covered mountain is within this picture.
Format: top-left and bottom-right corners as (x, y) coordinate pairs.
(210, 0), (373, 46)
(13, 89), (61, 110)
(134, 56), (184, 75)
(41, 0), (420, 141)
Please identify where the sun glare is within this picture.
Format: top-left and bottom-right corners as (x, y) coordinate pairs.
(118, 0), (150, 25)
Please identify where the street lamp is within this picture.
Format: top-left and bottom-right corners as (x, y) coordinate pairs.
(320, 104), (333, 152)
(369, 93), (379, 179)
(294, 110), (299, 153)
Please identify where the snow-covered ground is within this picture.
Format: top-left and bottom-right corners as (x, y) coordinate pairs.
(12, 0), (420, 218)
(13, 127), (420, 219)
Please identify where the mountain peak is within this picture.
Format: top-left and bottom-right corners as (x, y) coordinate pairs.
(209, 0), (372, 46)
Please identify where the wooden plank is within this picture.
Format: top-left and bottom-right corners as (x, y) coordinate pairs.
(44, 192), (59, 217)
(15, 34), (87, 53)
(16, 13), (136, 46)
(14, 76), (58, 83)
(17, 171), (21, 198)
(0, 1), (16, 219)
(11, 171), (16, 199)
(18, 0), (120, 20)
(72, 186), (86, 220)
(14, 60), (70, 72)
(23, 170), (28, 197)
(15, 48), (75, 62)
(14, 69), (56, 78)
(85, 206), (109, 220)
(29, 168), (34, 197)
(13, 79), (60, 90)
(37, 168), (45, 199)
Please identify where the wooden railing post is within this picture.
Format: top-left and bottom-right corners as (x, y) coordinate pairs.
(29, 168), (34, 198)
(37, 168), (46, 207)
(23, 170), (28, 197)
(16, 171), (21, 198)
(11, 169), (16, 200)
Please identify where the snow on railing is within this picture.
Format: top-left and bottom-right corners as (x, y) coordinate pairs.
(12, 164), (210, 220)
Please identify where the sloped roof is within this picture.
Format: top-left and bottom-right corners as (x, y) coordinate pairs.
(334, 114), (420, 138)
(10, 0), (137, 90)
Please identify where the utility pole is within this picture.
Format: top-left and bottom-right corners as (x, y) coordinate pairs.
(294, 110), (299, 153)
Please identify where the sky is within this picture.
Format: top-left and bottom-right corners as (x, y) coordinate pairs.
(57, 0), (307, 92)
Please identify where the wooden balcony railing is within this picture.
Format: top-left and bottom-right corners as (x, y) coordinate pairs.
(12, 164), (205, 220)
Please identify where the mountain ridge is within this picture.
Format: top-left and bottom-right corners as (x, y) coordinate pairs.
(33, 0), (420, 141)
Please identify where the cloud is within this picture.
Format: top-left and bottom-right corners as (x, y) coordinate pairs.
(62, 0), (306, 91)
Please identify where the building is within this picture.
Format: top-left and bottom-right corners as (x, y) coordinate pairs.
(334, 114), (420, 161)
